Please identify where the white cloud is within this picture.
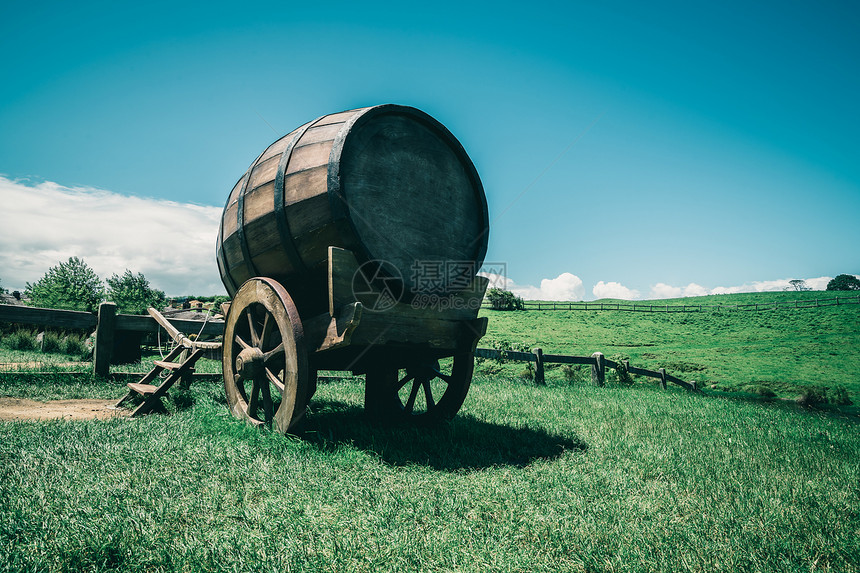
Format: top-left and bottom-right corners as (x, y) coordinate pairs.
(0, 176), (224, 296)
(650, 276), (837, 298)
(592, 281), (640, 300)
(479, 271), (585, 301)
(650, 282), (709, 299)
(709, 276), (833, 295)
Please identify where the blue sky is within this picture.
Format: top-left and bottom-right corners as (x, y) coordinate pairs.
(1, 1), (858, 297)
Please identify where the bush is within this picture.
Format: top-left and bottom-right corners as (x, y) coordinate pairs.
(3, 329), (38, 351)
(40, 331), (63, 353)
(61, 335), (91, 360)
(795, 386), (853, 406)
(750, 384), (776, 398)
(613, 360), (634, 385)
(561, 365), (585, 383)
(825, 386), (853, 406)
(486, 288), (525, 311)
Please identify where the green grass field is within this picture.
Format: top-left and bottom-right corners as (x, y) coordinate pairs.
(480, 291), (860, 404)
(1, 292), (859, 571)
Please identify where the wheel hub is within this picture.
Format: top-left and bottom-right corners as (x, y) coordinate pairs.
(236, 347), (265, 379)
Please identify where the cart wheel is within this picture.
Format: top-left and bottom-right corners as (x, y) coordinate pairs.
(223, 278), (310, 434)
(364, 350), (475, 425)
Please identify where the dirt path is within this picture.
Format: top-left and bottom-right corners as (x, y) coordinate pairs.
(0, 397), (130, 421)
(0, 362), (89, 371)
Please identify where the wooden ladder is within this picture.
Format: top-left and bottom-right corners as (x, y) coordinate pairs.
(114, 307), (221, 417)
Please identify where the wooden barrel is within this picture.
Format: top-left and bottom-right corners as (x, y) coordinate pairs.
(216, 104), (489, 310)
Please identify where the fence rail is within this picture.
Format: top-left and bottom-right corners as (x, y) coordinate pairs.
(483, 294), (860, 312)
(475, 347), (696, 392)
(3, 303), (702, 390)
(0, 303), (224, 376)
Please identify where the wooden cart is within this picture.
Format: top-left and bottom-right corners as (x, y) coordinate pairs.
(215, 104), (490, 433)
(221, 247), (488, 433)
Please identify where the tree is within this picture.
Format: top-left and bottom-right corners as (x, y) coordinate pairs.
(25, 257), (104, 312)
(485, 287), (525, 310)
(788, 279), (811, 292)
(106, 270), (166, 315)
(826, 274), (860, 291)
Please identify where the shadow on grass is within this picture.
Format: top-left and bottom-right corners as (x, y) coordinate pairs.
(300, 398), (587, 471)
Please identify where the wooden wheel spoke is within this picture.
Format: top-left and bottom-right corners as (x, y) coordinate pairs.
(246, 309), (260, 347)
(422, 378), (435, 408)
(235, 335), (251, 351)
(260, 376), (274, 425)
(396, 373), (416, 391)
(265, 368), (285, 394)
(404, 378), (422, 413)
(264, 342), (284, 363)
(260, 313), (274, 349)
(248, 379), (261, 418)
(432, 369), (453, 384)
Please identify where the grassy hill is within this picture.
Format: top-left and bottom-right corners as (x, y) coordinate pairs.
(479, 291), (860, 403)
(1, 291), (858, 571)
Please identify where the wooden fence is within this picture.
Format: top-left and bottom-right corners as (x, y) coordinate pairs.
(0, 302), (223, 377)
(2, 303), (697, 390)
(484, 294), (860, 312)
(474, 347), (697, 391)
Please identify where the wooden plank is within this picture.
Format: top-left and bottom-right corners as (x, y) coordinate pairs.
(627, 365), (662, 378)
(93, 302), (116, 377)
(303, 302), (363, 353)
(222, 201), (239, 236)
(329, 246), (360, 316)
(542, 354), (594, 365)
(251, 246), (298, 281)
(243, 212), (280, 255)
(313, 109), (363, 126)
(283, 165), (328, 204)
(0, 303), (97, 330)
(127, 382), (158, 395)
(153, 360), (183, 370)
(665, 373), (693, 389)
(286, 194), (334, 236)
(286, 141), (334, 174)
(298, 122), (342, 146)
(111, 372), (222, 383)
(226, 175), (245, 207)
(475, 348), (502, 360)
(591, 352), (605, 386)
(347, 315), (487, 352)
(114, 314), (224, 337)
(247, 155), (280, 190)
(242, 181), (276, 222)
(533, 347), (545, 385)
(258, 133), (292, 163)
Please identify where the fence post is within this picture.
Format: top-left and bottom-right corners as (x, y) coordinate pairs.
(532, 347), (545, 386)
(93, 302), (116, 377)
(658, 368), (667, 390)
(591, 352), (605, 386)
